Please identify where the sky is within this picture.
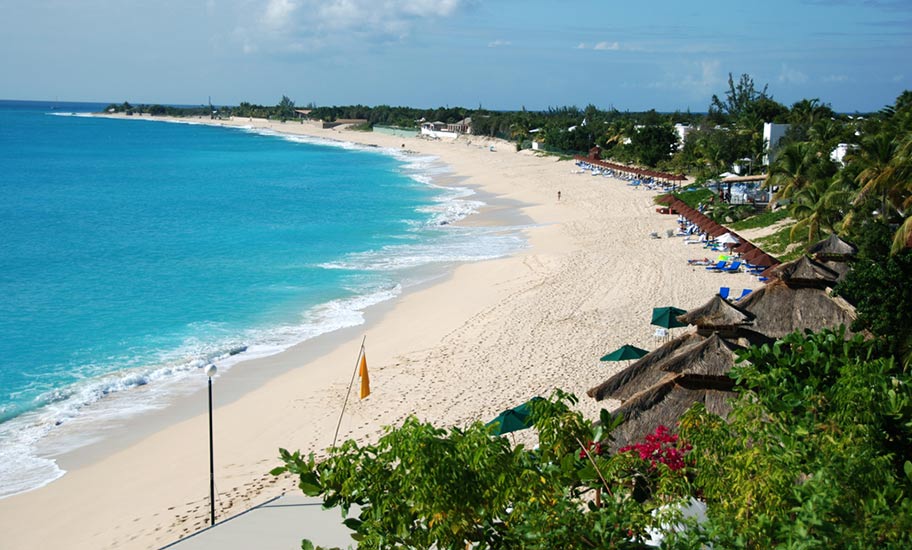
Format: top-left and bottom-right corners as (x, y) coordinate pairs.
(1, 0), (910, 112)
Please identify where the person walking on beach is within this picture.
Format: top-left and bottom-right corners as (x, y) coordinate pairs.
(557, 190), (562, 201)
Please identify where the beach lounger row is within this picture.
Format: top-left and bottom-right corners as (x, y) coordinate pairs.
(705, 260), (742, 273)
(719, 287), (752, 301)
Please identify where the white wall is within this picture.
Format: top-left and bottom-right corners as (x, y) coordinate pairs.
(762, 123), (791, 165)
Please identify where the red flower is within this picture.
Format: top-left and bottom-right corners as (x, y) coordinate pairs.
(619, 425), (691, 471)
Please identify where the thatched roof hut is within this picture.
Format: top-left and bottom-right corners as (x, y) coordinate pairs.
(677, 295), (755, 336)
(588, 333), (742, 402)
(737, 279), (857, 339)
(808, 233), (857, 260)
(590, 333), (743, 448)
(806, 234), (856, 282)
(651, 333), (744, 377)
(587, 333), (704, 401)
(763, 255), (840, 288)
(609, 375), (735, 451)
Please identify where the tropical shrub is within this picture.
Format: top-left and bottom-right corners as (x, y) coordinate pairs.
(677, 328), (912, 548)
(273, 392), (693, 549)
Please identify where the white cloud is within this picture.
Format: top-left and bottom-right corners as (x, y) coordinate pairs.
(577, 41), (622, 51)
(593, 41), (620, 51)
(893, 74), (905, 82)
(244, 0), (471, 54)
(261, 0), (300, 31)
(646, 59), (725, 99)
(823, 74), (849, 83)
(488, 39), (511, 48)
(778, 64), (809, 85)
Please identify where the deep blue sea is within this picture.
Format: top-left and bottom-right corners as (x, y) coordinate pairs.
(0, 100), (525, 498)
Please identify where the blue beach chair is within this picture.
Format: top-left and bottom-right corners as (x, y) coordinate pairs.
(719, 287), (731, 300)
(721, 261), (742, 273)
(705, 260), (727, 271)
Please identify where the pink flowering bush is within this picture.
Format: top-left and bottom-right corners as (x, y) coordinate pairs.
(619, 425), (692, 472)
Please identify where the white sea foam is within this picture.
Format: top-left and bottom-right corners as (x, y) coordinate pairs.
(47, 112), (95, 118)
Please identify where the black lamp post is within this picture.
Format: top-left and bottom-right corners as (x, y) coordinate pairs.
(205, 363), (217, 526)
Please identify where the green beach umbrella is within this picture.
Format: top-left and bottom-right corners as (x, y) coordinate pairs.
(651, 306), (688, 329)
(487, 397), (543, 436)
(600, 344), (649, 362)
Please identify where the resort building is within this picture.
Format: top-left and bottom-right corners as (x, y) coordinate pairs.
(420, 117), (473, 139)
(674, 123), (693, 150)
(762, 122), (791, 165)
(830, 142), (859, 166)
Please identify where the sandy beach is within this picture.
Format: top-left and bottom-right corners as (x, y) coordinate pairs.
(0, 116), (760, 549)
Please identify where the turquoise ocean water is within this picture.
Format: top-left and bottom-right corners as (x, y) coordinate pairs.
(0, 100), (525, 498)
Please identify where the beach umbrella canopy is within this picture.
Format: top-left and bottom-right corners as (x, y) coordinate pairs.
(716, 232), (740, 246)
(600, 344), (649, 362)
(651, 306), (688, 329)
(487, 397), (543, 435)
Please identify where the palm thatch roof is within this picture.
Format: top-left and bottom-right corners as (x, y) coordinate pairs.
(588, 333), (742, 402)
(653, 333), (744, 376)
(609, 375), (735, 451)
(807, 233), (857, 259)
(763, 255), (840, 288)
(736, 279), (857, 339)
(677, 295), (755, 332)
(587, 333), (703, 401)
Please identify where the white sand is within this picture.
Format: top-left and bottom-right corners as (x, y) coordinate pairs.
(0, 116), (760, 549)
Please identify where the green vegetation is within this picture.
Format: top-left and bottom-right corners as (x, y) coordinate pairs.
(665, 186), (714, 209)
(679, 328), (912, 548)
(277, 327), (912, 549)
(729, 208), (790, 231)
(835, 250), (912, 366)
(753, 225), (801, 260)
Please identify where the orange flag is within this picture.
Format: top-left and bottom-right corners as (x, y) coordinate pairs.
(358, 351), (370, 400)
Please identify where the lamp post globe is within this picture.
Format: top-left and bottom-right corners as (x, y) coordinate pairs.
(206, 364), (217, 378)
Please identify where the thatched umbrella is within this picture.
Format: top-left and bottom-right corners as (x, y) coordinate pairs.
(587, 333), (704, 401)
(807, 234), (857, 282)
(608, 375), (735, 451)
(677, 295), (755, 336)
(807, 233), (857, 260)
(588, 333), (741, 402)
(647, 333), (744, 377)
(763, 255), (840, 287)
(737, 279), (858, 340)
(593, 333), (743, 450)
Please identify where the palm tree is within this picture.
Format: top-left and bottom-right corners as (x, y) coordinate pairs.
(789, 173), (854, 243)
(765, 142), (833, 204)
(889, 133), (912, 253)
(854, 133), (901, 220)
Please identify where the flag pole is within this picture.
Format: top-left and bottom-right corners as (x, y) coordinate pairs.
(331, 335), (366, 450)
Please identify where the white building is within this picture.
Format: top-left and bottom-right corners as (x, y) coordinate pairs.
(830, 143), (859, 166)
(762, 122), (791, 165)
(674, 123), (693, 150)
(420, 117), (472, 139)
